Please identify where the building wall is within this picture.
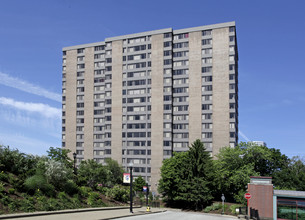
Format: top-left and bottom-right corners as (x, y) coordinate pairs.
(111, 40), (123, 164)
(64, 50), (77, 159)
(212, 27), (230, 156)
(84, 47), (94, 160)
(188, 31), (202, 143)
(248, 183), (274, 219)
(151, 34), (164, 192)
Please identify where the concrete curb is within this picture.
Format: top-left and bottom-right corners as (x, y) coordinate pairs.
(104, 210), (167, 220)
(0, 206), (142, 219)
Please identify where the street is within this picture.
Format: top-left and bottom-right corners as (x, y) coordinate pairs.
(119, 211), (237, 220)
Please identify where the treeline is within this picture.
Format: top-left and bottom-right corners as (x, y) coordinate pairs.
(158, 140), (305, 210)
(0, 146), (133, 214)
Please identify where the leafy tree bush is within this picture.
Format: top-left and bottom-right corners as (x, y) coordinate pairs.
(47, 147), (73, 169)
(159, 139), (214, 210)
(214, 142), (290, 203)
(77, 160), (107, 188)
(87, 192), (104, 207)
(106, 185), (129, 203)
(44, 159), (73, 190)
(133, 176), (146, 192)
(79, 186), (92, 198)
(62, 179), (79, 195)
(103, 158), (124, 187)
(24, 174), (55, 196)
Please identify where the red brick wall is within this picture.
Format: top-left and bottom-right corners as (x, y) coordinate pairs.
(248, 183), (273, 219)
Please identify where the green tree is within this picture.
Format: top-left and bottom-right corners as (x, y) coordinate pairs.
(273, 156), (305, 190)
(158, 139), (214, 210)
(104, 158), (124, 186)
(133, 176), (146, 192)
(77, 159), (107, 188)
(47, 147), (73, 169)
(214, 142), (289, 203)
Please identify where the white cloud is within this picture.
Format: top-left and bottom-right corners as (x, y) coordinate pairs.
(0, 97), (61, 118)
(0, 72), (61, 102)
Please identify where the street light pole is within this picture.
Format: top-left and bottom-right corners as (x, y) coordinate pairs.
(128, 163), (133, 213)
(73, 152), (77, 175)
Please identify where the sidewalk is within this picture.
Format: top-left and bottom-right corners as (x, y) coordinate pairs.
(0, 206), (166, 220)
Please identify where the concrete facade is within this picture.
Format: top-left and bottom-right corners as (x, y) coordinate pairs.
(62, 22), (239, 192)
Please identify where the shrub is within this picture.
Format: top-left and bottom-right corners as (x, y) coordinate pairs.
(204, 202), (222, 213)
(8, 200), (20, 212)
(230, 204), (242, 214)
(8, 188), (15, 194)
(0, 171), (8, 182)
(106, 185), (129, 203)
(87, 192), (104, 207)
(79, 186), (92, 198)
(24, 174), (55, 196)
(43, 198), (61, 211)
(0, 182), (5, 192)
(63, 180), (78, 195)
(19, 196), (35, 212)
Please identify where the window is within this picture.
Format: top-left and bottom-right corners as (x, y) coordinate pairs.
(229, 27), (235, 32)
(229, 46), (235, 52)
(202, 132), (213, 138)
(202, 48), (212, 55)
(95, 45), (105, 51)
(173, 60), (189, 67)
(202, 95), (212, 101)
(229, 64), (235, 71)
(164, 59), (172, 65)
(202, 30), (212, 36)
(76, 103), (84, 108)
(173, 42), (188, 48)
(202, 39), (212, 45)
(173, 33), (189, 40)
(202, 57), (212, 64)
(202, 123), (213, 129)
(230, 123), (235, 129)
(202, 67), (212, 73)
(77, 71), (84, 77)
(229, 36), (235, 42)
(202, 104), (212, 110)
(173, 69), (188, 75)
(77, 56), (84, 62)
(164, 50), (171, 56)
(202, 76), (212, 82)
(229, 84), (235, 90)
(77, 87), (84, 93)
(229, 74), (235, 80)
(202, 113), (212, 120)
(202, 85), (212, 91)
(164, 41), (171, 47)
(164, 33), (172, 38)
(77, 48), (84, 54)
(173, 51), (189, 57)
(77, 64), (85, 69)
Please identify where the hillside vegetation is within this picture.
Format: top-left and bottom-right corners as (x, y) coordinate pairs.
(0, 145), (134, 214)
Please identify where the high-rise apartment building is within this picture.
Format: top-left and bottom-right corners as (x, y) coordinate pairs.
(62, 21), (238, 192)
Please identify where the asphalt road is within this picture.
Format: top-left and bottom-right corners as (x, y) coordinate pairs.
(119, 211), (237, 220)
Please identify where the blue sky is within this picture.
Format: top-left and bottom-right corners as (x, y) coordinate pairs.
(0, 0), (304, 157)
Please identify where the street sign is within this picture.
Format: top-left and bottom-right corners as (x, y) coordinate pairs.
(143, 186), (147, 192)
(244, 193), (252, 200)
(123, 173), (130, 183)
(221, 194), (225, 201)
